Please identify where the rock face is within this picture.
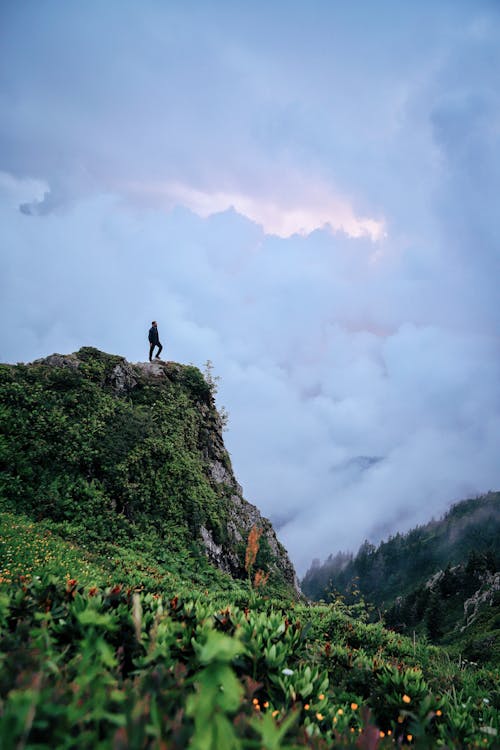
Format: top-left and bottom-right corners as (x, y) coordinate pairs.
(463, 572), (500, 628)
(30, 349), (300, 595)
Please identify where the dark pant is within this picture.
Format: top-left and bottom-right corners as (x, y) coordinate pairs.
(149, 342), (163, 360)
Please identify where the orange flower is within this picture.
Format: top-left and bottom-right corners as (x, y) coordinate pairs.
(316, 712), (324, 721)
(351, 702), (358, 710)
(436, 709), (443, 717)
(402, 694), (411, 704)
(66, 578), (78, 598)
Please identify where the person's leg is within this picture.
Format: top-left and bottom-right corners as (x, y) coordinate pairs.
(149, 343), (155, 361)
(155, 343), (163, 358)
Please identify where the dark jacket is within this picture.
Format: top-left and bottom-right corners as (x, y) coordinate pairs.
(148, 326), (160, 345)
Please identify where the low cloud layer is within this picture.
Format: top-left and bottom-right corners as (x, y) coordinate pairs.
(1, 1), (499, 573)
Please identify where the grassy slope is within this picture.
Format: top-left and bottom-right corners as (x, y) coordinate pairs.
(0, 537), (499, 748)
(1, 515), (499, 748)
(0, 511), (246, 599)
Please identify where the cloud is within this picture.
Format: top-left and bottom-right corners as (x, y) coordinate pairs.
(1, 176), (499, 575)
(1, 1), (499, 576)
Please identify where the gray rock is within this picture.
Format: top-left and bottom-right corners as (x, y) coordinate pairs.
(200, 525), (240, 574)
(425, 570), (444, 590)
(33, 353), (80, 369)
(209, 460), (232, 485)
(107, 363), (138, 393)
(463, 571), (500, 628)
(134, 361), (167, 379)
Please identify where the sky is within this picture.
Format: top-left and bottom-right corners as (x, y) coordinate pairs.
(1, 1), (499, 575)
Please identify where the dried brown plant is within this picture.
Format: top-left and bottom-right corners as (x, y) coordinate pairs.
(245, 525), (262, 572)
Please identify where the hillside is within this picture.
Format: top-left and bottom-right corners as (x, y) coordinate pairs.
(0, 348), (298, 596)
(302, 493), (500, 661)
(0, 350), (499, 747)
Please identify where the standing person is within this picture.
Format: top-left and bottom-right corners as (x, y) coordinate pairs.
(148, 321), (163, 361)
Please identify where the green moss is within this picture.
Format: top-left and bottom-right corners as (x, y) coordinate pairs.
(0, 350), (231, 568)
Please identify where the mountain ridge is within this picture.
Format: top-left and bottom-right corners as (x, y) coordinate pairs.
(302, 491), (500, 661)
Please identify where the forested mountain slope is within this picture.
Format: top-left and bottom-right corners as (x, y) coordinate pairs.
(302, 493), (500, 660)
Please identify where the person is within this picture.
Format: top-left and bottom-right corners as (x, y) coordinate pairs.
(148, 321), (163, 361)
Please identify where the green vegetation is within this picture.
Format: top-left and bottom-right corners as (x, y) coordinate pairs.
(0, 567), (498, 748)
(302, 493), (500, 662)
(0, 348), (293, 594)
(0, 349), (226, 550)
(0, 511), (246, 598)
(0, 349), (499, 747)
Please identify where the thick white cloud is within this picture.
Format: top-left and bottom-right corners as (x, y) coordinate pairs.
(1, 1), (499, 574)
(1, 176), (499, 574)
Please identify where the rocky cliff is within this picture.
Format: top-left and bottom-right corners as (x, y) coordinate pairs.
(0, 348), (299, 595)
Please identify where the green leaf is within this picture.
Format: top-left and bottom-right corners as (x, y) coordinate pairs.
(77, 608), (117, 629)
(196, 630), (243, 664)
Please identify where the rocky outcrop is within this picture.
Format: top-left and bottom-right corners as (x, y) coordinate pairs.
(30, 348), (301, 595)
(425, 565), (461, 591)
(463, 572), (500, 628)
(108, 362), (138, 393)
(34, 353), (80, 369)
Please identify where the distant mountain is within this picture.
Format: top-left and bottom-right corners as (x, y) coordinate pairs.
(302, 492), (500, 662)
